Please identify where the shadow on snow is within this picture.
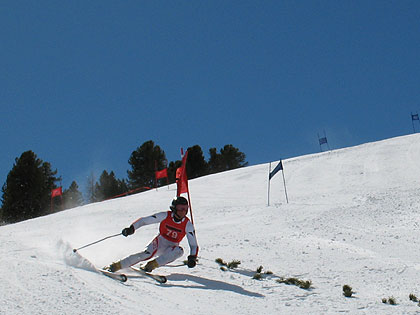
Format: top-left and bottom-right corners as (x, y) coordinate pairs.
(164, 273), (264, 298)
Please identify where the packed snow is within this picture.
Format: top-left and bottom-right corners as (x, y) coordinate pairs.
(1, 134), (420, 314)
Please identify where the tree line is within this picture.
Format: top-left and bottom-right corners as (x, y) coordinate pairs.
(0, 140), (247, 224)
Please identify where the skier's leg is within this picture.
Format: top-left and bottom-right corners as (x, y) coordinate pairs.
(112, 236), (159, 270)
(143, 245), (183, 272)
(142, 238), (184, 272)
(155, 245), (184, 266)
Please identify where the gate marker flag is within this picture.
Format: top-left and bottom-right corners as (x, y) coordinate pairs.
(51, 187), (63, 212)
(412, 112), (420, 133)
(176, 149), (195, 225)
(176, 150), (189, 196)
(269, 160), (283, 180)
(267, 160), (288, 205)
(51, 187), (62, 198)
(155, 168), (169, 189)
(155, 168), (168, 180)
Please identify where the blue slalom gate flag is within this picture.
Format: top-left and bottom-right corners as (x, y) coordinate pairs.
(412, 113), (419, 121)
(319, 137), (328, 145)
(269, 160), (283, 180)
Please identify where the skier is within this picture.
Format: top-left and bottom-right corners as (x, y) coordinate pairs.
(105, 196), (198, 273)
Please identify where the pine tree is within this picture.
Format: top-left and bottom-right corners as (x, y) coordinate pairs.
(1, 151), (60, 223)
(208, 147), (224, 174)
(0, 207), (4, 225)
(127, 140), (166, 189)
(208, 145), (248, 174)
(186, 145), (208, 179)
(220, 144), (248, 170)
(63, 181), (84, 209)
(117, 178), (128, 195)
(167, 160), (182, 184)
(86, 172), (98, 203)
(95, 170), (127, 201)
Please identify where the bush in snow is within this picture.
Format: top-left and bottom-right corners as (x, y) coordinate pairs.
(253, 273), (263, 280)
(227, 260), (241, 269)
(382, 297), (397, 305)
(215, 257), (228, 268)
(409, 293), (418, 302)
(342, 285), (354, 298)
(252, 266), (274, 280)
(276, 277), (312, 290)
(215, 258), (241, 270)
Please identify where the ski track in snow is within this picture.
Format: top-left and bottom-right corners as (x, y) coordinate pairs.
(1, 134), (420, 314)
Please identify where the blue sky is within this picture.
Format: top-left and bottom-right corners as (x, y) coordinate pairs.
(1, 1), (419, 196)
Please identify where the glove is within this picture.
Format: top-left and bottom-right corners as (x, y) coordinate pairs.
(122, 225), (135, 237)
(187, 255), (197, 268)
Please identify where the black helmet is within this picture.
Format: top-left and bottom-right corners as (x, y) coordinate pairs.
(170, 196), (188, 211)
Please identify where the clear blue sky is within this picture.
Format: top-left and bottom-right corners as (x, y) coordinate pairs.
(1, 1), (419, 196)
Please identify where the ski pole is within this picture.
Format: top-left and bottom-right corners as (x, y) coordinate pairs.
(73, 233), (122, 253)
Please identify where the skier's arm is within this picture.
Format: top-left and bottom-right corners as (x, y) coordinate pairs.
(121, 212), (167, 237)
(186, 221), (199, 257)
(131, 211), (167, 230)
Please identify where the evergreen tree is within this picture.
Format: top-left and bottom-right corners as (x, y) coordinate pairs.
(208, 147), (224, 174)
(167, 160), (182, 184)
(127, 140), (166, 189)
(95, 170), (127, 201)
(1, 151), (60, 223)
(220, 144), (248, 170)
(186, 145), (208, 179)
(86, 172), (97, 203)
(208, 145), (248, 174)
(63, 181), (84, 209)
(117, 178), (129, 195)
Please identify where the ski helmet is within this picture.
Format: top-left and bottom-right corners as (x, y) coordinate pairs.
(170, 196), (188, 212)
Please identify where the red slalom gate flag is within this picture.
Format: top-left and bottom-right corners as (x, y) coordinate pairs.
(155, 168), (168, 180)
(51, 187), (62, 198)
(176, 151), (189, 196)
(176, 167), (182, 181)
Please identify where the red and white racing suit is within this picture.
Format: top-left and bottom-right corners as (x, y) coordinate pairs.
(119, 211), (199, 269)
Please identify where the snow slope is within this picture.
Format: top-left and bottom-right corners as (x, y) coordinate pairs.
(1, 134), (420, 314)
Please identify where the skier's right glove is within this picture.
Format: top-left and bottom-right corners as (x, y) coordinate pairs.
(187, 255), (197, 268)
(122, 225), (135, 237)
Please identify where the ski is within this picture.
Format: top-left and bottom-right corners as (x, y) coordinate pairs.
(130, 266), (167, 284)
(98, 269), (128, 282)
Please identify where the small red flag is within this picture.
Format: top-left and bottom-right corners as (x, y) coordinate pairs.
(175, 167), (182, 181)
(51, 187), (62, 198)
(155, 168), (168, 180)
(176, 151), (189, 196)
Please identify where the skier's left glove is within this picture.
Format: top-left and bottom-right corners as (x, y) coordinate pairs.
(187, 255), (197, 268)
(122, 225), (135, 237)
